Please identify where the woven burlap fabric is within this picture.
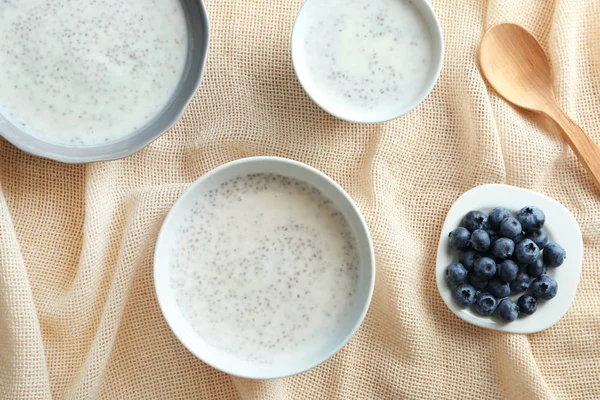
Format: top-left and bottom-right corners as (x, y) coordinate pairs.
(1, 0), (599, 398)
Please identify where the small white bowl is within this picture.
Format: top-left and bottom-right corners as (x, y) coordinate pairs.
(154, 157), (375, 379)
(291, 0), (444, 124)
(436, 184), (583, 334)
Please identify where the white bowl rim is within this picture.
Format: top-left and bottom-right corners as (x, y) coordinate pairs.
(290, 0), (445, 124)
(436, 184), (583, 334)
(154, 156), (376, 378)
(0, 0), (210, 164)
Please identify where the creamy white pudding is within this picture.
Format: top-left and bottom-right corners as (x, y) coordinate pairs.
(294, 0), (435, 121)
(0, 0), (188, 145)
(170, 173), (360, 364)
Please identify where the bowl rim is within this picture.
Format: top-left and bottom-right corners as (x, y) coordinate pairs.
(290, 0), (444, 124)
(0, 0), (210, 164)
(153, 156), (376, 378)
(436, 184), (583, 334)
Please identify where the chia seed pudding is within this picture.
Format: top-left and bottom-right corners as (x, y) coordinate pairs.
(297, 0), (433, 119)
(170, 173), (360, 364)
(0, 0), (188, 145)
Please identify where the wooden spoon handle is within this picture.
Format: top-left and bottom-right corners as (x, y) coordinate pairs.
(545, 103), (600, 192)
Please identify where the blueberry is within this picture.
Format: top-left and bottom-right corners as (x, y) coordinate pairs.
(497, 298), (520, 322)
(513, 234), (525, 245)
(487, 278), (510, 298)
(474, 292), (498, 316)
(474, 257), (496, 280)
(543, 242), (566, 268)
(468, 273), (489, 290)
(490, 237), (515, 259)
(462, 210), (488, 233)
(517, 294), (537, 315)
(470, 229), (491, 252)
(488, 207), (511, 230)
(518, 262), (528, 273)
(531, 275), (558, 300)
(497, 259), (519, 283)
(510, 272), (531, 293)
(459, 249), (480, 271)
(516, 206), (545, 233)
(515, 239), (540, 265)
(485, 228), (501, 244)
(446, 262), (468, 286)
(449, 227), (470, 250)
(525, 256), (546, 278)
(499, 217), (522, 239)
(453, 284), (477, 307)
(527, 230), (549, 250)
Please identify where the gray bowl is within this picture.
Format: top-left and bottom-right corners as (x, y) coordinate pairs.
(0, 0), (209, 164)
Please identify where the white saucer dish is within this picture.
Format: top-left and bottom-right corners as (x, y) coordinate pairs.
(436, 184), (583, 334)
(154, 157), (375, 378)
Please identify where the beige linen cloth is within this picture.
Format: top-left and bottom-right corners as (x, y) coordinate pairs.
(1, 0), (599, 398)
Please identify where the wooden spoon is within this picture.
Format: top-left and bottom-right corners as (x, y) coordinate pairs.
(479, 22), (600, 192)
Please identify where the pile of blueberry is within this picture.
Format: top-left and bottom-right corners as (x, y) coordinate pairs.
(446, 206), (566, 322)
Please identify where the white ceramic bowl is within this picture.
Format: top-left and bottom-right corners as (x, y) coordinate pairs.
(154, 157), (375, 378)
(436, 184), (583, 334)
(0, 0), (209, 164)
(291, 0), (444, 124)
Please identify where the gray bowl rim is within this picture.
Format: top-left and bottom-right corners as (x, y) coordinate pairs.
(0, 0), (210, 164)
